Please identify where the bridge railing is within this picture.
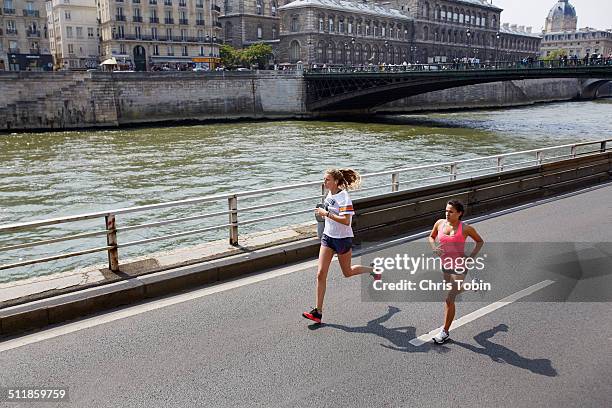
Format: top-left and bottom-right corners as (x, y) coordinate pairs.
(0, 139), (609, 277)
(305, 57), (612, 74)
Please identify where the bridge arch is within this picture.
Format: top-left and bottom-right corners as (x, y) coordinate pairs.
(580, 79), (612, 99)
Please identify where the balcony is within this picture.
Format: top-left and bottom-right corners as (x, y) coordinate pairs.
(149, 0), (157, 4)
(179, 19), (188, 25)
(149, 17), (159, 23)
(164, 0), (172, 5)
(23, 9), (40, 17)
(213, 21), (222, 29)
(196, 20), (204, 26)
(116, 15), (126, 21)
(211, 5), (221, 13)
(0, 29), (3, 36)
(9, 47), (19, 53)
(133, 16), (143, 22)
(179, 1), (187, 7)
(30, 48), (40, 54)
(196, 2), (203, 8)
(6, 28), (18, 35)
(133, 0), (140, 3)
(3, 8), (16, 15)
(26, 30), (41, 37)
(164, 18), (174, 24)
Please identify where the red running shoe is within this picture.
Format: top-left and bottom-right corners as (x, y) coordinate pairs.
(302, 307), (322, 324)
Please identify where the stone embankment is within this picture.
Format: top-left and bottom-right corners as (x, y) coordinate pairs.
(0, 71), (607, 131)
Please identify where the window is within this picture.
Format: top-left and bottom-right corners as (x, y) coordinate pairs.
(76, 27), (83, 38)
(272, 25), (277, 40)
(135, 26), (141, 38)
(182, 45), (188, 56)
(151, 27), (158, 39)
(257, 25), (262, 39)
(120, 43), (126, 54)
(319, 17), (324, 32)
(329, 17), (334, 32)
(66, 26), (73, 38)
(271, 1), (277, 16)
(339, 20), (344, 33)
(348, 21), (352, 34)
(291, 17), (298, 32)
(88, 27), (94, 37)
(65, 11), (71, 20)
(153, 45), (159, 55)
(181, 28), (187, 40)
(166, 28), (172, 38)
(68, 44), (73, 53)
(167, 46), (173, 56)
(199, 46), (204, 56)
(256, 0), (262, 15)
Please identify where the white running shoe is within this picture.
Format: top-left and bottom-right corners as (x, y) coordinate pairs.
(432, 329), (450, 344)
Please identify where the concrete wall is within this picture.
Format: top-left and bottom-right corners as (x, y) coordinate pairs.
(377, 78), (583, 113)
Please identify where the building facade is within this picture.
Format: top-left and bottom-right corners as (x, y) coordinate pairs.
(540, 0), (611, 59)
(0, 0), (52, 70)
(384, 0), (538, 63)
(46, 0), (100, 69)
(544, 0), (576, 33)
(541, 27), (612, 59)
(220, 0), (283, 50)
(278, 0), (413, 65)
(97, 0), (222, 70)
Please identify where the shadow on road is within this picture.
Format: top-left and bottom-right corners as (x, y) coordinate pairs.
(310, 305), (449, 354)
(452, 324), (558, 377)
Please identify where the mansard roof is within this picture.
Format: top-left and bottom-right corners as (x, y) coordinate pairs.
(279, 0), (412, 21)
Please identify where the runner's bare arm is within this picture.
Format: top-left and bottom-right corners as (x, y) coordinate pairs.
(464, 224), (484, 258)
(428, 219), (442, 251)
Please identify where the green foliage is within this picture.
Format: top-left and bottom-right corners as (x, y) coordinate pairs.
(219, 43), (273, 69)
(543, 49), (568, 61)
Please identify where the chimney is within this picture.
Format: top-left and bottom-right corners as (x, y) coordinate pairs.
(518, 25), (525, 32)
(503, 23), (510, 29)
(526, 26), (532, 33)
(510, 24), (518, 30)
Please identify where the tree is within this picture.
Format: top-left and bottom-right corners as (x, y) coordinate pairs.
(542, 49), (568, 61)
(242, 43), (273, 69)
(220, 43), (273, 70)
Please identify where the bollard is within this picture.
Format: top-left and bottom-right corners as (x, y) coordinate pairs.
(106, 214), (119, 272)
(228, 195), (238, 246)
(391, 172), (400, 192)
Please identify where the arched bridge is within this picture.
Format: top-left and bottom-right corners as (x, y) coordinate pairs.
(304, 62), (612, 111)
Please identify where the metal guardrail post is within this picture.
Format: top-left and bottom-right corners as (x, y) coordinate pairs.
(391, 172), (399, 192)
(571, 145), (577, 158)
(449, 163), (458, 181)
(536, 151), (543, 164)
(496, 156), (504, 172)
(105, 214), (120, 272)
(228, 195), (238, 246)
(601, 141), (607, 152)
(321, 183), (326, 202)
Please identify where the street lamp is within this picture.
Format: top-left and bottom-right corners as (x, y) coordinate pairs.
(495, 31), (500, 64)
(433, 30), (439, 62)
(205, 34), (217, 57)
(410, 45), (417, 63)
(466, 28), (471, 60)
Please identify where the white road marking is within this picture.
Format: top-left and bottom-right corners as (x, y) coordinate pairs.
(409, 280), (555, 346)
(0, 258), (319, 353)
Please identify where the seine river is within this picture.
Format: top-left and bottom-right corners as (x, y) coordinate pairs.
(1, 99), (611, 282)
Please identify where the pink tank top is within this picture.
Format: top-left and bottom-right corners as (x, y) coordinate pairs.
(438, 221), (466, 270)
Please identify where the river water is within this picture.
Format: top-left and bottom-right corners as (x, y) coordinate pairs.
(1, 99), (611, 282)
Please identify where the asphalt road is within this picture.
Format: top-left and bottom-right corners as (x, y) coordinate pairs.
(1, 183), (611, 408)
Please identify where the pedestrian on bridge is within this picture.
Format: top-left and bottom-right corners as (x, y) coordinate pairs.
(428, 200), (484, 344)
(302, 168), (377, 324)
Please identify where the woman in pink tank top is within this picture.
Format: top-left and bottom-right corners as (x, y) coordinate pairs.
(428, 199), (484, 344)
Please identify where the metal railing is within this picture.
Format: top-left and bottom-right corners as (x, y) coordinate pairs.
(305, 58), (612, 74)
(0, 139), (609, 275)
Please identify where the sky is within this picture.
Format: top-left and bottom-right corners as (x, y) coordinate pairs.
(491, 0), (612, 32)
